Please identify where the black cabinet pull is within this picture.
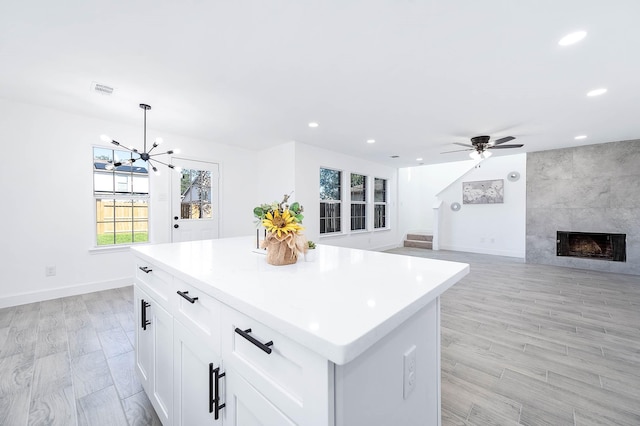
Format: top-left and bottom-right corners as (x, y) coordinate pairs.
(235, 328), (273, 354)
(139, 266), (153, 274)
(177, 290), (198, 304)
(141, 299), (151, 330)
(209, 363), (226, 420)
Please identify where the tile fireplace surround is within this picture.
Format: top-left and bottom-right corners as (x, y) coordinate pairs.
(526, 139), (640, 275)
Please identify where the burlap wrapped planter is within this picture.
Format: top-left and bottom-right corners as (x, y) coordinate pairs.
(261, 232), (306, 266)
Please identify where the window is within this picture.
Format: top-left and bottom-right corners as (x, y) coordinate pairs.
(374, 178), (387, 229)
(180, 169), (212, 219)
(350, 173), (366, 231)
(93, 147), (149, 246)
(320, 168), (341, 234)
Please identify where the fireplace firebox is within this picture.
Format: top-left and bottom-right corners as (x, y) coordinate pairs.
(557, 231), (626, 262)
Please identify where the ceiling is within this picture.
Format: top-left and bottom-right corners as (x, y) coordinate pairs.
(1, 0), (639, 167)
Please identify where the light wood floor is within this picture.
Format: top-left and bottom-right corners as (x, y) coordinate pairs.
(0, 286), (160, 426)
(2, 251), (639, 425)
(388, 247), (640, 426)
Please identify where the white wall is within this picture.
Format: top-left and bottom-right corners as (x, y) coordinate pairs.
(398, 160), (476, 238)
(399, 154), (527, 258)
(439, 154), (527, 257)
(0, 99), (257, 307)
(293, 142), (400, 250)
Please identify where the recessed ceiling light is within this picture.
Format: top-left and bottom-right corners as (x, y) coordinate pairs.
(558, 31), (587, 46)
(308, 122), (319, 128)
(574, 135), (587, 140)
(416, 157), (423, 161)
(366, 139), (375, 144)
(587, 88), (607, 97)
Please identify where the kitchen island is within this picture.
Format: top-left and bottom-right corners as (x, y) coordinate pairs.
(132, 237), (469, 426)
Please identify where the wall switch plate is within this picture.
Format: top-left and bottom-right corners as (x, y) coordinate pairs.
(403, 345), (416, 399)
(45, 265), (56, 277)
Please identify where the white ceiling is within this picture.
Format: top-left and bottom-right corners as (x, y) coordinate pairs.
(1, 0), (639, 167)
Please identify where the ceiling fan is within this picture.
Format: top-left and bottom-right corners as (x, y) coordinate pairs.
(441, 135), (524, 159)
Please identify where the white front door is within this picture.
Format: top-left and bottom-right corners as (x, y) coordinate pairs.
(171, 158), (220, 242)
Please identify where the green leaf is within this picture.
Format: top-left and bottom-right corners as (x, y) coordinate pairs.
(295, 214), (304, 223)
(290, 202), (300, 212)
(253, 207), (264, 218)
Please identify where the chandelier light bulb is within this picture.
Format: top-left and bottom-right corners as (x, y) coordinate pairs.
(469, 151), (480, 160)
(99, 103), (180, 174)
(483, 150), (493, 159)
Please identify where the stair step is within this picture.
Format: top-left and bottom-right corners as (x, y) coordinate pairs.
(404, 240), (433, 249)
(406, 233), (433, 242)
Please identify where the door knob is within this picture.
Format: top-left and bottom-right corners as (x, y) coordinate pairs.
(174, 224), (179, 229)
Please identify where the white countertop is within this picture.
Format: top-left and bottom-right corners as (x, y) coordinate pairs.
(131, 236), (468, 365)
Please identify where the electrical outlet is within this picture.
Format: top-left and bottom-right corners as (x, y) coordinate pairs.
(403, 345), (416, 399)
(45, 265), (56, 277)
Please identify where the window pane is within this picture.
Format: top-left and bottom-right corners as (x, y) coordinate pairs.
(94, 172), (114, 194)
(374, 205), (386, 229)
(180, 169), (213, 220)
(320, 202), (341, 234)
(114, 173), (131, 193)
(350, 174), (366, 202)
(374, 178), (386, 202)
(132, 175), (149, 194)
(320, 168), (341, 200)
(351, 203), (366, 231)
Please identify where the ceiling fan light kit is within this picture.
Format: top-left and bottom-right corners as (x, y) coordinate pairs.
(441, 134), (524, 159)
(100, 103), (180, 175)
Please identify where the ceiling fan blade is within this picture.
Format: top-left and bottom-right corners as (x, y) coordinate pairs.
(490, 144), (524, 149)
(441, 148), (472, 154)
(453, 142), (473, 148)
(492, 136), (516, 145)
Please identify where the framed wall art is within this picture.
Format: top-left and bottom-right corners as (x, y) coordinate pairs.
(462, 179), (504, 204)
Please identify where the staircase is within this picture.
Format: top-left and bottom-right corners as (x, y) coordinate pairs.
(404, 233), (433, 249)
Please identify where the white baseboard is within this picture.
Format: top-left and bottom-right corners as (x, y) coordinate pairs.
(438, 244), (525, 258)
(0, 277), (134, 309)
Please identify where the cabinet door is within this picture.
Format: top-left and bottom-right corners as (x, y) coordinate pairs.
(150, 298), (174, 425)
(134, 286), (174, 425)
(134, 286), (153, 392)
(225, 367), (296, 426)
(173, 320), (223, 426)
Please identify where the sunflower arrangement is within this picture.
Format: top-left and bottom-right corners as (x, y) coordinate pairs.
(253, 194), (307, 265)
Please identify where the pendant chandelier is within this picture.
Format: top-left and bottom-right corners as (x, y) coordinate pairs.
(100, 103), (180, 174)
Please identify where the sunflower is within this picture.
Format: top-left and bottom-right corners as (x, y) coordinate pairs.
(263, 209), (304, 237)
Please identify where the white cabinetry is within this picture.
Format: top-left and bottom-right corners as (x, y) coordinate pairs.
(134, 285), (173, 425)
(132, 238), (468, 426)
(173, 320), (222, 426)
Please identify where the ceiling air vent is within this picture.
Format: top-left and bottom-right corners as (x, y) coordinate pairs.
(91, 81), (114, 95)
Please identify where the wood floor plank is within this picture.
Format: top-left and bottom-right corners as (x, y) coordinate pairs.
(28, 385), (75, 426)
(107, 350), (143, 400)
(76, 385), (128, 426)
(122, 390), (162, 426)
(0, 389), (30, 426)
(70, 350), (113, 399)
(97, 327), (133, 359)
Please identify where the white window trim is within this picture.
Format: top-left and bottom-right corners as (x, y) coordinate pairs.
(373, 177), (389, 230)
(93, 145), (151, 248)
(350, 172), (367, 232)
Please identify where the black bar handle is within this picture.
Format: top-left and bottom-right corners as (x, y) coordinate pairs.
(209, 363), (226, 419)
(235, 328), (273, 354)
(141, 299), (151, 330)
(209, 363), (214, 414)
(177, 290), (198, 304)
(138, 266), (153, 274)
